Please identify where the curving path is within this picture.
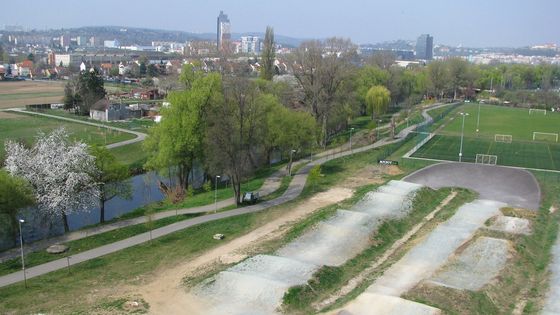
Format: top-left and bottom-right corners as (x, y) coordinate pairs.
(0, 103), (449, 288)
(7, 108), (147, 148)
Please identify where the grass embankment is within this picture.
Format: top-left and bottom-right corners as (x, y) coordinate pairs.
(0, 142), (403, 314)
(281, 188), (476, 314)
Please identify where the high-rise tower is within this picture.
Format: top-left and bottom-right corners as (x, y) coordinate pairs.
(217, 11), (231, 52)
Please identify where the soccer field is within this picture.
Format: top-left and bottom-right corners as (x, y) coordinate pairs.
(411, 104), (560, 171)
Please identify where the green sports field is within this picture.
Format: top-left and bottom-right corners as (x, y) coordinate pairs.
(411, 104), (560, 171)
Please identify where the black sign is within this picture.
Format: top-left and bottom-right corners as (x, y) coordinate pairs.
(378, 159), (399, 165)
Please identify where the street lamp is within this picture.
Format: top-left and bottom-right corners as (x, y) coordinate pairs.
(349, 127), (355, 153)
(376, 119), (382, 141)
(18, 219), (26, 288)
(406, 117), (409, 128)
(459, 112), (469, 162)
(476, 103), (481, 134)
(214, 175), (220, 213)
(289, 149), (296, 176)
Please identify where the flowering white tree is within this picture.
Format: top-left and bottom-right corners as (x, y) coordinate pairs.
(5, 128), (100, 232)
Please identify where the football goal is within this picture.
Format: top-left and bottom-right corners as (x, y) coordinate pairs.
(533, 132), (559, 142)
(494, 134), (513, 143)
(529, 108), (547, 115)
(475, 154), (498, 165)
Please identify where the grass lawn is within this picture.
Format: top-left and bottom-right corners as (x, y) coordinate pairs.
(410, 104), (560, 170)
(0, 81), (64, 109)
(439, 104), (560, 141)
(0, 112), (135, 160)
(109, 142), (148, 170)
(412, 134), (560, 170)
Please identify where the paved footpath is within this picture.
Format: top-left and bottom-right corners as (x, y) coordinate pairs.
(0, 104), (447, 288)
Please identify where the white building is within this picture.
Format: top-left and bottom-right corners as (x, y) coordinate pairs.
(241, 36), (260, 54)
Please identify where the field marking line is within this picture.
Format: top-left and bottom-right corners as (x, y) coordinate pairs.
(547, 144), (556, 170)
(313, 191), (458, 311)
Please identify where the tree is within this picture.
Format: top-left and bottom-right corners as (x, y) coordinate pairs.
(263, 94), (316, 172)
(5, 128), (99, 232)
(290, 38), (356, 147)
(147, 64), (159, 77)
(205, 78), (267, 205)
(0, 171), (34, 243)
(365, 85), (391, 120)
(447, 58), (470, 99)
(144, 66), (221, 192)
(260, 26), (276, 81)
(90, 146), (132, 223)
(139, 62), (147, 76)
(64, 69), (106, 115)
(427, 60), (449, 99)
(27, 53), (34, 62)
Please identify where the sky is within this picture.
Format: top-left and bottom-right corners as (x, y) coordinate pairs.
(6, 0), (560, 47)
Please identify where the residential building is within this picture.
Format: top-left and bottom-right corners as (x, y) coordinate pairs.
(416, 34), (433, 60)
(60, 35), (70, 47)
(217, 10), (231, 52)
(241, 36), (260, 54)
(90, 99), (129, 121)
(76, 36), (88, 47)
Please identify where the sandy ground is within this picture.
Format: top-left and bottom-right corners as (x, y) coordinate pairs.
(129, 187), (354, 314)
(342, 165), (402, 188)
(0, 111), (20, 119)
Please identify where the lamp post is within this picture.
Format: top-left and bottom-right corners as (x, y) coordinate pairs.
(18, 219), (26, 288)
(289, 149), (296, 176)
(214, 175), (220, 213)
(376, 119), (382, 141)
(406, 117), (409, 128)
(476, 103), (481, 134)
(459, 112), (469, 162)
(349, 127), (355, 153)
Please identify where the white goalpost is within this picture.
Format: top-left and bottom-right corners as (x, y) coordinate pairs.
(529, 108), (547, 115)
(533, 132), (559, 142)
(475, 154), (498, 165)
(494, 134), (512, 143)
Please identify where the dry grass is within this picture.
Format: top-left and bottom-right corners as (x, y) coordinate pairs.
(0, 81), (64, 108)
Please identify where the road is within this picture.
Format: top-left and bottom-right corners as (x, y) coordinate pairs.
(0, 104), (446, 288)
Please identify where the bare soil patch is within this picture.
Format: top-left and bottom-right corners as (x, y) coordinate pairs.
(132, 187), (354, 315)
(342, 165), (403, 188)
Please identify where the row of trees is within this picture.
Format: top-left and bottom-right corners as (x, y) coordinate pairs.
(144, 64), (316, 204)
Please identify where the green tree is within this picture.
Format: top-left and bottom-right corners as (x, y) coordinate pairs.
(365, 85), (391, 120)
(0, 170), (34, 243)
(260, 26), (276, 81)
(307, 165), (322, 192)
(355, 65), (389, 111)
(262, 94), (316, 171)
(144, 67), (221, 191)
(90, 146), (132, 223)
(139, 62), (147, 76)
(64, 69), (106, 115)
(27, 53), (34, 62)
(147, 63), (159, 77)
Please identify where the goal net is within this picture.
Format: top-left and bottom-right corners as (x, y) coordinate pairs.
(533, 132), (558, 142)
(494, 134), (512, 143)
(475, 154), (498, 165)
(529, 108), (547, 115)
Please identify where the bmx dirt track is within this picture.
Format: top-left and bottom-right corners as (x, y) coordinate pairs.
(404, 162), (540, 210)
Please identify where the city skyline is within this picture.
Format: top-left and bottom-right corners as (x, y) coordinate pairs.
(3, 0), (560, 48)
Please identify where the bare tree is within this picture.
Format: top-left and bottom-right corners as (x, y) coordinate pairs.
(205, 78), (267, 204)
(290, 38), (356, 147)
